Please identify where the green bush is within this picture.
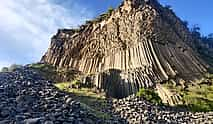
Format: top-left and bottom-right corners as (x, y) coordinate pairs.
(93, 7), (114, 23)
(137, 88), (162, 105)
(163, 80), (213, 112)
(182, 94), (213, 112)
(107, 7), (114, 15)
(72, 79), (81, 89)
(181, 84), (213, 112)
(28, 63), (55, 71)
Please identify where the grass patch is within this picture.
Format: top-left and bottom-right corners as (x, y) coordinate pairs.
(28, 63), (58, 81)
(183, 84), (213, 112)
(163, 78), (213, 112)
(28, 63), (79, 82)
(28, 63), (56, 72)
(55, 82), (71, 91)
(80, 103), (112, 120)
(137, 88), (163, 105)
(54, 82), (113, 120)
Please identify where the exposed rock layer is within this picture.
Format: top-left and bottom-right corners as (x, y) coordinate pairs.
(42, 0), (208, 98)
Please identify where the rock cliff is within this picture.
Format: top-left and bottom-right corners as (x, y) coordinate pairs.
(42, 0), (208, 98)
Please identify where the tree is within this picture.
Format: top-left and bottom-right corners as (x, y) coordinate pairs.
(183, 21), (189, 27)
(206, 33), (213, 47)
(191, 24), (201, 39)
(8, 64), (22, 72)
(192, 24), (201, 32)
(165, 5), (172, 10)
(1, 67), (9, 72)
(208, 33), (213, 40)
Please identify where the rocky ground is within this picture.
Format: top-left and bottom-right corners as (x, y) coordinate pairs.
(113, 96), (213, 124)
(0, 67), (213, 124)
(0, 67), (125, 124)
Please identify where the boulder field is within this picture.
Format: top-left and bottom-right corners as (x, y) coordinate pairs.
(0, 67), (212, 124)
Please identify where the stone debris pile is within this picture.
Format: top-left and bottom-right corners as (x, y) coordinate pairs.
(113, 95), (213, 124)
(0, 68), (125, 124)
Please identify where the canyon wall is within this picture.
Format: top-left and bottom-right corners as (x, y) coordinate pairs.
(42, 0), (208, 98)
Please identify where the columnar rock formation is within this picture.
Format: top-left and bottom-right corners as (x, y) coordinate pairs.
(42, 0), (208, 98)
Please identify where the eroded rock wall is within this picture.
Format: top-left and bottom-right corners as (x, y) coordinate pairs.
(42, 0), (207, 98)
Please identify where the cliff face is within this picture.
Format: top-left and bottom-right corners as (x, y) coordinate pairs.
(42, 0), (208, 98)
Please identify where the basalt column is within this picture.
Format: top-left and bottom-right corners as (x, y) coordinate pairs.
(42, 0), (207, 98)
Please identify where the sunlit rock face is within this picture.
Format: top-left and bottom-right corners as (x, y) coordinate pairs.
(42, 0), (207, 98)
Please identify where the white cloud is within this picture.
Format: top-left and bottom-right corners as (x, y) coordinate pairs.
(0, 0), (93, 66)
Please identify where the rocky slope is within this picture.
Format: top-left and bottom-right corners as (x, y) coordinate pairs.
(0, 67), (125, 124)
(0, 68), (213, 124)
(113, 95), (213, 124)
(42, 0), (208, 98)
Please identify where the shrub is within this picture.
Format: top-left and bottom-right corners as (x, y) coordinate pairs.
(137, 88), (162, 105)
(107, 7), (114, 15)
(72, 79), (81, 89)
(93, 6), (114, 23)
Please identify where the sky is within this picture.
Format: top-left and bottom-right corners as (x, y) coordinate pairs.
(0, 0), (212, 69)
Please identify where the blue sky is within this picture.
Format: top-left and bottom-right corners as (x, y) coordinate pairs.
(0, 0), (212, 69)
